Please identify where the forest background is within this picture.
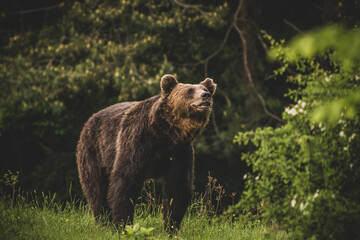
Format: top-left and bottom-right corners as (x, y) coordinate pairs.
(0, 0), (359, 238)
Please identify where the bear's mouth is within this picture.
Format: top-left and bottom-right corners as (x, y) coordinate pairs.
(191, 101), (211, 110)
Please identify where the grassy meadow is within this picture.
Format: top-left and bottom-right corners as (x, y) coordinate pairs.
(0, 193), (289, 240)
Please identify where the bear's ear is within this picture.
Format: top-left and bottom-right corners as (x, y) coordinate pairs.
(200, 78), (217, 96)
(161, 74), (178, 95)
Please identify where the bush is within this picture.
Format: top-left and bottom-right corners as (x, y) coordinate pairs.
(231, 26), (360, 239)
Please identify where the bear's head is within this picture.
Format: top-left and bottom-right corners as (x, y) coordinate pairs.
(160, 74), (216, 122)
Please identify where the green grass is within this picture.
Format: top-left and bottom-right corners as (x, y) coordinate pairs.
(0, 195), (289, 240)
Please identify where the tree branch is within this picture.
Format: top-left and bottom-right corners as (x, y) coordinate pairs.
(234, 24), (283, 123)
(203, 24), (233, 77)
(233, 0), (283, 123)
(211, 111), (220, 135)
(283, 19), (303, 34)
(179, 0), (283, 123)
(171, 0), (205, 15)
(7, 4), (61, 15)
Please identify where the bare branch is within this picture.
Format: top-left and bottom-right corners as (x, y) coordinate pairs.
(234, 24), (283, 123)
(199, 0), (243, 76)
(283, 19), (303, 34)
(180, 0), (283, 123)
(7, 4), (61, 15)
(233, 0), (283, 123)
(211, 111), (220, 135)
(232, 0), (245, 23)
(257, 31), (269, 52)
(171, 0), (205, 15)
(203, 24), (233, 77)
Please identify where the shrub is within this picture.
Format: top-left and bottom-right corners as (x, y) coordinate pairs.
(232, 26), (360, 239)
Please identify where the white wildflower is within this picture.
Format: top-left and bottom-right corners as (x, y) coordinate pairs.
(285, 100), (307, 116)
(285, 107), (298, 116)
(339, 131), (345, 137)
(255, 176), (260, 181)
(318, 123), (326, 132)
(299, 202), (308, 211)
(314, 190), (319, 199)
(243, 174), (247, 180)
(291, 198), (296, 208)
(325, 74), (333, 82)
(348, 133), (356, 142)
(300, 101), (306, 108)
(350, 163), (354, 169)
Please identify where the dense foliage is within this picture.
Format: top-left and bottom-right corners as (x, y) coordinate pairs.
(233, 26), (360, 239)
(0, 0), (228, 137)
(1, 0), (287, 198)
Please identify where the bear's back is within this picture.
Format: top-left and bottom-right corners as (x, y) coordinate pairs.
(80, 95), (161, 168)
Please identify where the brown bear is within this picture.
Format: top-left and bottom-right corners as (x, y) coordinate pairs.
(76, 74), (216, 230)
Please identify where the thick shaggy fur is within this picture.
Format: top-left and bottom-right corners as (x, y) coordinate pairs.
(76, 74), (216, 230)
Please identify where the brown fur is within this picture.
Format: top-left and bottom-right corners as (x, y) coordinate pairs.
(76, 74), (216, 230)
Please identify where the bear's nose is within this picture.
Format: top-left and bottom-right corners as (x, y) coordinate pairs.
(201, 92), (211, 100)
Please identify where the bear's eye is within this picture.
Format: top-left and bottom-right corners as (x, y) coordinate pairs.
(187, 88), (194, 95)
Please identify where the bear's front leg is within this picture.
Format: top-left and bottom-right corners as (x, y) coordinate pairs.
(162, 145), (194, 231)
(107, 169), (144, 227)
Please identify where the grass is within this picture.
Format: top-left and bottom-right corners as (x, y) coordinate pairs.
(0, 194), (289, 240)
(0, 173), (288, 239)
